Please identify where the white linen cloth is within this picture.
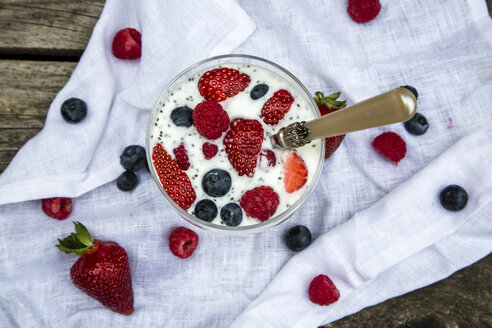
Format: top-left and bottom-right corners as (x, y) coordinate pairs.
(0, 0), (491, 327)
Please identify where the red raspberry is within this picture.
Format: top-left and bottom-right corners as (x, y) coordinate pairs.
(372, 131), (407, 165)
(240, 186), (280, 222)
(112, 28), (142, 60)
(173, 144), (190, 170)
(347, 0), (381, 24)
(169, 226), (199, 259)
(259, 150), (276, 167)
(41, 197), (72, 220)
(202, 142), (218, 159)
(193, 101), (230, 140)
(308, 274), (340, 306)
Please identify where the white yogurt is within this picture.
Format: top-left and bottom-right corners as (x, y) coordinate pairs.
(150, 64), (321, 226)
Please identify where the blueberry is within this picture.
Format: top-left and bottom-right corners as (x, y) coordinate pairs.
(116, 171), (138, 191)
(285, 225), (312, 252)
(120, 145), (147, 171)
(404, 112), (429, 136)
(61, 98), (87, 123)
(202, 169), (231, 197)
(250, 84), (269, 100)
(220, 203), (243, 226)
(440, 185), (468, 211)
(194, 199), (218, 222)
(401, 85), (418, 100)
(170, 106), (193, 127)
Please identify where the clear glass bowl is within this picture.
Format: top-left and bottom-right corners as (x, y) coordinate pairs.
(146, 54), (325, 233)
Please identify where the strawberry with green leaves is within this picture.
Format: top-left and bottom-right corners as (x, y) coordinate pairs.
(314, 92), (347, 159)
(57, 222), (134, 315)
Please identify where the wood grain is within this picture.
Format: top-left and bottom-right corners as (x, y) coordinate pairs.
(0, 60), (75, 170)
(0, 0), (104, 56)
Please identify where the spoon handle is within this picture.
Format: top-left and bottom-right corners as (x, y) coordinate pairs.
(272, 88), (417, 149)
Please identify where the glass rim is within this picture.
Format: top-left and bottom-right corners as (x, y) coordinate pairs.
(145, 54), (325, 233)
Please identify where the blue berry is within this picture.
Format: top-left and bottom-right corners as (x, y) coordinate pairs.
(220, 203), (243, 226)
(116, 171), (138, 191)
(194, 199), (218, 222)
(202, 169), (231, 197)
(250, 84), (269, 100)
(61, 98), (87, 123)
(120, 145), (147, 171)
(170, 106), (193, 127)
(440, 185), (468, 211)
(404, 113), (429, 136)
(285, 225), (312, 251)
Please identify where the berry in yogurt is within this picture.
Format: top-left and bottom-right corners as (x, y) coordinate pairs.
(149, 63), (322, 227)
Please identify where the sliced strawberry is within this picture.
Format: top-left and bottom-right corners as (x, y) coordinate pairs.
(261, 89), (295, 125)
(152, 144), (196, 210)
(283, 152), (308, 193)
(198, 67), (251, 102)
(314, 91), (347, 159)
(223, 119), (264, 177)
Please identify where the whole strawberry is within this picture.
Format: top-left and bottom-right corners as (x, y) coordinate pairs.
(198, 67), (251, 102)
(223, 118), (264, 177)
(314, 92), (347, 159)
(152, 144), (196, 210)
(56, 222), (134, 315)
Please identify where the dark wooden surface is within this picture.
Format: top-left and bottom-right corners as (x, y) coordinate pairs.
(0, 1), (490, 327)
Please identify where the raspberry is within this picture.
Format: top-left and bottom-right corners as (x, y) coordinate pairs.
(202, 142), (218, 159)
(173, 144), (190, 170)
(41, 197), (72, 220)
(372, 131), (406, 165)
(112, 28), (142, 60)
(193, 101), (230, 140)
(308, 274), (340, 306)
(347, 0), (381, 24)
(169, 226), (199, 259)
(259, 149), (276, 167)
(239, 186), (279, 222)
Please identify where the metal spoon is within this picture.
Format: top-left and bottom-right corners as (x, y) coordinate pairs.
(271, 87), (418, 149)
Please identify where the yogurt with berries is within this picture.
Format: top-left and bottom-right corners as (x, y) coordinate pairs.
(148, 59), (322, 228)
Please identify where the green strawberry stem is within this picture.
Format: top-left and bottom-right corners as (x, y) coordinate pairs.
(314, 91), (347, 110)
(56, 222), (95, 256)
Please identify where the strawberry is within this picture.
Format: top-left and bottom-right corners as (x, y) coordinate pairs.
(258, 149), (276, 168)
(223, 119), (264, 177)
(283, 152), (308, 193)
(347, 0), (381, 24)
(152, 144), (196, 210)
(112, 28), (142, 60)
(314, 91), (347, 159)
(372, 131), (407, 165)
(173, 144), (190, 170)
(261, 89), (295, 125)
(198, 67), (251, 102)
(308, 274), (340, 306)
(240, 186), (280, 222)
(169, 226), (199, 259)
(193, 101), (230, 140)
(57, 222), (133, 315)
(41, 197), (72, 220)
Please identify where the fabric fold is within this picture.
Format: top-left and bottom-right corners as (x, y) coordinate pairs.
(231, 130), (492, 328)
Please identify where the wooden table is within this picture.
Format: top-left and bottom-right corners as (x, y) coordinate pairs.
(0, 1), (490, 326)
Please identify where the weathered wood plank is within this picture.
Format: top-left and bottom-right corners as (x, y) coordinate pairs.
(0, 60), (74, 172)
(0, 60), (76, 116)
(0, 0), (104, 56)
